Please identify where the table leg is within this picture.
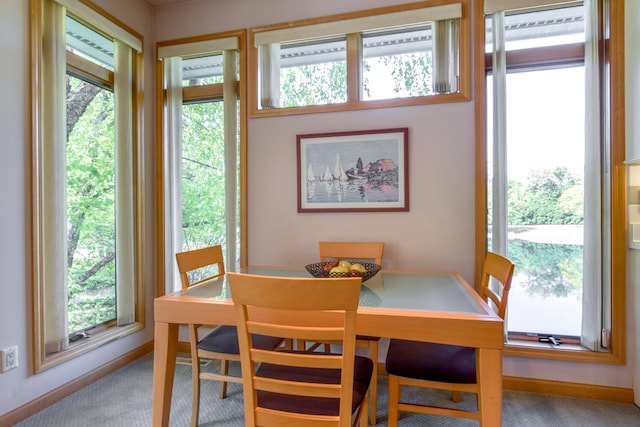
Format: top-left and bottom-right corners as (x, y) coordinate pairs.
(477, 347), (503, 427)
(152, 321), (179, 427)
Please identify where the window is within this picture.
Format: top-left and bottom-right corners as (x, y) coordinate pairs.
(480, 0), (625, 362)
(250, 0), (469, 116)
(362, 25), (434, 100)
(31, 0), (144, 371)
(157, 32), (245, 294)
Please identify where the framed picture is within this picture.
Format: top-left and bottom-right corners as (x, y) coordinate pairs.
(297, 128), (409, 213)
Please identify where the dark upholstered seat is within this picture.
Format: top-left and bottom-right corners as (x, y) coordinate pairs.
(197, 325), (284, 355)
(386, 340), (476, 384)
(256, 352), (373, 416)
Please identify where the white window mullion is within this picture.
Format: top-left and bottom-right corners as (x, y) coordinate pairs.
(42, 0), (69, 354)
(491, 11), (508, 258)
(114, 40), (135, 325)
(163, 57), (184, 293)
(223, 50), (239, 271)
(581, 0), (604, 351)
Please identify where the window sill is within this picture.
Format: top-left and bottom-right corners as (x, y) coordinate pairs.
(504, 340), (624, 365)
(36, 322), (143, 373)
(249, 92), (470, 118)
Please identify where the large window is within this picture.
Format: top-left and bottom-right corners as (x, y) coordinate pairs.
(481, 0), (625, 361)
(31, 0), (144, 371)
(158, 32), (245, 294)
(250, 0), (469, 116)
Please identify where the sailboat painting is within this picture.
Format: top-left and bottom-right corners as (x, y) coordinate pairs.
(297, 128), (409, 213)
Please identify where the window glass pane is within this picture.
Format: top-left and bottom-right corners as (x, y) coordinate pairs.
(485, 4), (585, 52)
(280, 37), (347, 107)
(487, 66), (585, 338)
(362, 25), (433, 100)
(66, 74), (116, 334)
(181, 101), (227, 252)
(66, 15), (114, 70)
(182, 54), (224, 86)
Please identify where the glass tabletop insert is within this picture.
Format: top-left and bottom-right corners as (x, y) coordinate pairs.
(180, 267), (484, 314)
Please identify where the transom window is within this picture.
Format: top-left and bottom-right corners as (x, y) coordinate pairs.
(250, 0), (469, 116)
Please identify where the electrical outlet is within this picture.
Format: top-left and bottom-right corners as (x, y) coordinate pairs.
(1, 345), (18, 372)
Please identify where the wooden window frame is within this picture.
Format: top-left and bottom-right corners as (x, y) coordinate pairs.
(473, 0), (626, 364)
(249, 0), (471, 117)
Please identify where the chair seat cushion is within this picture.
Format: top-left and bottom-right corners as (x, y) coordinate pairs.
(197, 325), (282, 354)
(255, 353), (373, 416)
(385, 339), (476, 384)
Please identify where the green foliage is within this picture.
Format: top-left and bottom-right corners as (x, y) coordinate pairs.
(66, 75), (116, 332)
(280, 62), (347, 106)
(181, 101), (229, 251)
(368, 52), (433, 97)
(507, 167), (583, 226)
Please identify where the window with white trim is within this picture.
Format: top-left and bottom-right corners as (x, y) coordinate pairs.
(250, 0), (469, 115)
(483, 0), (623, 356)
(31, 0), (143, 371)
(158, 32), (244, 293)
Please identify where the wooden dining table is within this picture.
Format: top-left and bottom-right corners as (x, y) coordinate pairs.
(152, 266), (505, 426)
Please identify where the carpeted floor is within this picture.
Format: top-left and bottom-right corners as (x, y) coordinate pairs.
(14, 353), (640, 426)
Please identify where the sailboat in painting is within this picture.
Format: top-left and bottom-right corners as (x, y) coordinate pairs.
(322, 164), (332, 181)
(307, 163), (315, 181)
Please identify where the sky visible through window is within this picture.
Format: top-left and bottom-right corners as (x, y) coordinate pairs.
(488, 65), (585, 338)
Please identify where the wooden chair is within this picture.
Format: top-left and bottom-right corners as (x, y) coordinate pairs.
(228, 272), (372, 427)
(319, 241), (384, 266)
(175, 246), (283, 427)
(315, 240), (384, 425)
(384, 252), (515, 426)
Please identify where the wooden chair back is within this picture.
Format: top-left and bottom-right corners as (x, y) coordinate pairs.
(319, 241), (384, 265)
(479, 252), (515, 319)
(228, 272), (364, 427)
(175, 245), (225, 290)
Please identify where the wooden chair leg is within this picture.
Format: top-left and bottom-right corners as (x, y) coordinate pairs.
(368, 340), (378, 425)
(452, 390), (462, 403)
(218, 359), (229, 398)
(388, 375), (400, 427)
(191, 356), (200, 427)
(359, 391), (369, 427)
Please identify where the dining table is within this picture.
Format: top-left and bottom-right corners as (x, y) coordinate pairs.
(152, 266), (505, 427)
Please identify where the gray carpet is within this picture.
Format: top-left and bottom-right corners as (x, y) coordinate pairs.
(14, 352), (640, 426)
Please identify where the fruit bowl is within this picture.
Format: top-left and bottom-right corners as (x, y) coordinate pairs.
(305, 262), (381, 283)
